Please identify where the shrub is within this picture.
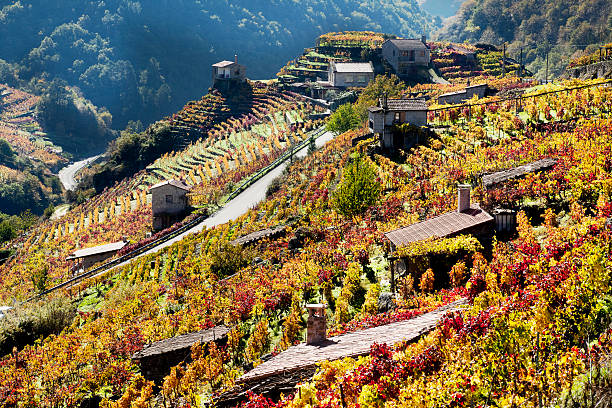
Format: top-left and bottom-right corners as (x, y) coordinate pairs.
(209, 241), (252, 279)
(326, 103), (361, 134)
(0, 297), (76, 357)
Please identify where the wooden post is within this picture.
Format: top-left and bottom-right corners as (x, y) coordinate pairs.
(390, 258), (395, 295)
(339, 383), (347, 408)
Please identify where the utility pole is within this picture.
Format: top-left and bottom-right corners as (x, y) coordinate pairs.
(520, 47), (523, 78)
(502, 43), (506, 77)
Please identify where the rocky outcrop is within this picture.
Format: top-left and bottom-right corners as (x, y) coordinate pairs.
(563, 60), (612, 80)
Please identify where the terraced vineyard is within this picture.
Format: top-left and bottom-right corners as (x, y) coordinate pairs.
(0, 85), (65, 169)
(430, 42), (524, 84)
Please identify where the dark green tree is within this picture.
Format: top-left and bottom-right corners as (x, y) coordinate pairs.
(332, 156), (381, 217)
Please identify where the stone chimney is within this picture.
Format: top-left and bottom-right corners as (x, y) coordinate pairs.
(382, 92), (388, 111)
(458, 184), (471, 212)
(234, 54), (238, 64)
(421, 34), (427, 45)
(306, 304), (327, 345)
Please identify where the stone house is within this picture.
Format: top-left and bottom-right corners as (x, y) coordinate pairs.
(437, 84), (488, 105)
(368, 96), (428, 150)
(327, 61), (374, 88)
(133, 325), (229, 384)
(212, 56), (246, 86)
(150, 180), (192, 231)
(384, 185), (494, 286)
(67, 240), (128, 272)
(382, 37), (430, 75)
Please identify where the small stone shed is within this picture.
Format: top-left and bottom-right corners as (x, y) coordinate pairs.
(132, 325), (230, 383)
(150, 179), (192, 231)
(384, 186), (494, 281)
(438, 84), (488, 105)
(66, 240), (128, 272)
(230, 225), (287, 246)
(212, 56), (246, 85)
(382, 37), (431, 75)
(482, 158), (557, 189)
(327, 61), (374, 88)
(482, 158), (558, 232)
(368, 96), (428, 150)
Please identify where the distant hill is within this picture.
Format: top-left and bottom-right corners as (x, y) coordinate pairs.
(418, 0), (465, 19)
(435, 0), (612, 79)
(0, 0), (438, 131)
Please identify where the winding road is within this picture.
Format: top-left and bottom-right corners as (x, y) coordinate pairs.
(89, 130), (336, 277)
(58, 155), (101, 191)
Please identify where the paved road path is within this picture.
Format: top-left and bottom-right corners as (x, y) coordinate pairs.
(58, 155), (101, 190)
(239, 299), (467, 384)
(89, 131), (336, 277)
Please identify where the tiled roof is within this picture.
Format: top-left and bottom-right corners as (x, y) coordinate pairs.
(482, 158), (557, 188)
(133, 325), (230, 360)
(330, 62), (374, 73)
(387, 39), (428, 50)
(212, 60), (236, 68)
(150, 179), (192, 191)
(384, 206), (493, 248)
(230, 225), (287, 246)
(67, 241), (127, 260)
(381, 98), (427, 111)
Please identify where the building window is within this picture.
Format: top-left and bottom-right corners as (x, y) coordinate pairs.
(165, 195), (173, 203)
(421, 50), (425, 57)
(369, 120), (374, 130)
(394, 112), (400, 121)
(345, 75), (354, 83)
(409, 50), (415, 61)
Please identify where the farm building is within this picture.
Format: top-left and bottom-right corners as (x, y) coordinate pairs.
(385, 185), (494, 281)
(66, 240), (128, 272)
(438, 84), (489, 105)
(150, 179), (192, 231)
(132, 325), (230, 383)
(230, 225), (287, 246)
(212, 56), (246, 87)
(482, 158), (558, 189)
(382, 37), (431, 75)
(327, 61), (374, 88)
(368, 96), (428, 150)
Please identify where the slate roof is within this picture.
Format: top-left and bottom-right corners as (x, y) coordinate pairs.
(482, 158), (557, 188)
(133, 325), (230, 360)
(381, 98), (428, 111)
(67, 241), (127, 260)
(237, 300), (466, 385)
(212, 60), (237, 68)
(150, 179), (192, 191)
(230, 225), (287, 246)
(330, 62), (374, 73)
(386, 39), (428, 50)
(384, 206), (493, 248)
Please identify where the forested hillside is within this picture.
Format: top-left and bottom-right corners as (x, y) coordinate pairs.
(0, 0), (438, 130)
(435, 0), (612, 79)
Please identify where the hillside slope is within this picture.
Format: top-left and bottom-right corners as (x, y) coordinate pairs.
(0, 0), (438, 129)
(435, 0), (612, 79)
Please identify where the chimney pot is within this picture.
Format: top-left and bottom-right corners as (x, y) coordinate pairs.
(306, 304), (327, 345)
(235, 54), (238, 64)
(458, 184), (471, 212)
(421, 34), (427, 45)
